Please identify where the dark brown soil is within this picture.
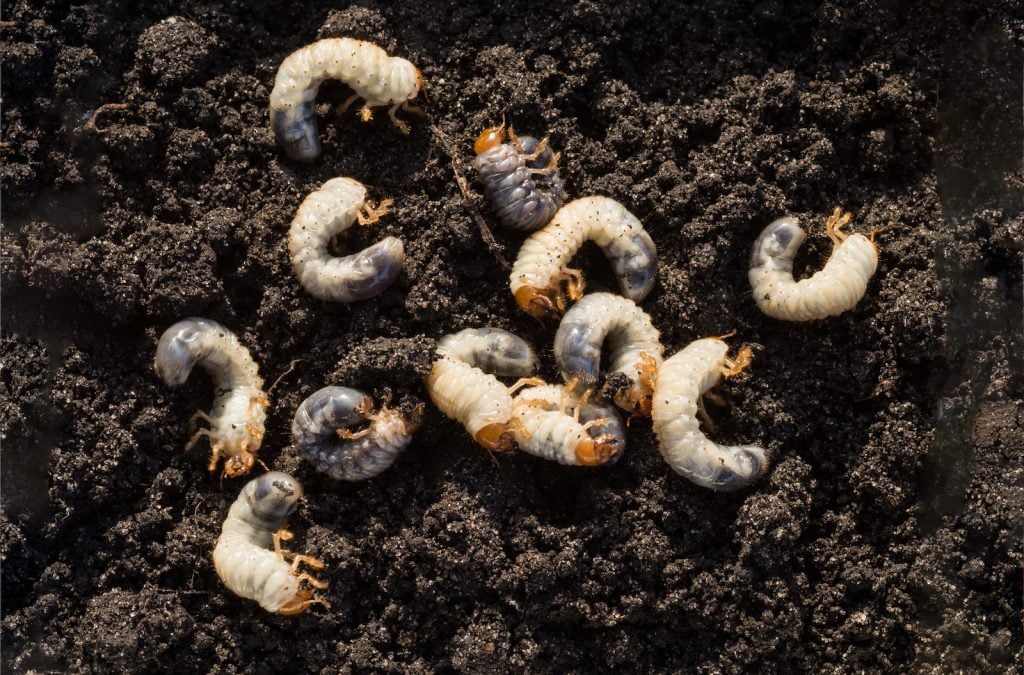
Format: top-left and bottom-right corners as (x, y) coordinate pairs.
(2, 1), (1022, 672)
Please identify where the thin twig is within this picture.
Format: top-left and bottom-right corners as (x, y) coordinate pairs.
(85, 102), (128, 131)
(268, 358), (302, 394)
(428, 121), (509, 269)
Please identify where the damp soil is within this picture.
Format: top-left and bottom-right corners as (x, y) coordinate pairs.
(2, 1), (1022, 672)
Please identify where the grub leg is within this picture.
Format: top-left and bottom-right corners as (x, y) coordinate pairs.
(401, 101), (425, 116)
(358, 199), (394, 226)
(295, 571), (329, 589)
(291, 554), (326, 576)
(188, 410), (214, 431)
(337, 426), (372, 441)
(273, 528), (294, 559)
(508, 377), (546, 395)
(825, 206), (853, 246)
(338, 93), (360, 115)
(697, 396), (717, 433)
(521, 136), (550, 161)
(387, 104), (410, 134)
(205, 441), (224, 472)
(529, 150), (561, 175)
(561, 268), (586, 301)
(185, 428), (213, 453)
(720, 346), (753, 378)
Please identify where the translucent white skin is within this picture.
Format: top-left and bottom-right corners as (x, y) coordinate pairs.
(749, 216), (878, 321)
(154, 318), (267, 476)
(424, 328), (538, 449)
(292, 385), (418, 481)
(434, 327), (539, 376)
(289, 177), (405, 303)
(269, 38), (422, 161)
(554, 293), (664, 414)
(213, 472), (308, 614)
(512, 384), (626, 465)
(652, 339), (766, 492)
(510, 196), (657, 316)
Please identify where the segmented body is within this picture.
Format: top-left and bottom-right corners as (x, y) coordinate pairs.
(434, 327), (539, 375)
(288, 177), (404, 303)
(292, 386), (423, 480)
(475, 130), (565, 231)
(749, 208), (878, 321)
(512, 384), (625, 465)
(424, 328), (538, 451)
(651, 338), (766, 491)
(554, 293), (664, 415)
(154, 318), (267, 477)
(213, 472), (327, 615)
(270, 38), (423, 161)
(510, 196), (657, 318)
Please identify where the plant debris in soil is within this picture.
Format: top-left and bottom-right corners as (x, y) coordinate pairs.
(1, 1), (1022, 672)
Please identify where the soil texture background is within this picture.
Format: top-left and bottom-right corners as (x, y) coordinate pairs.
(2, 0), (1022, 672)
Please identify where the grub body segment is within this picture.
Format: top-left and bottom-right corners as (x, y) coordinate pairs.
(154, 318), (267, 477)
(510, 196), (657, 318)
(651, 338), (766, 491)
(475, 129), (565, 231)
(270, 38), (423, 161)
(554, 292), (664, 415)
(512, 383), (625, 465)
(288, 177), (404, 303)
(425, 328), (538, 451)
(749, 209), (878, 321)
(292, 385), (421, 480)
(213, 472), (327, 614)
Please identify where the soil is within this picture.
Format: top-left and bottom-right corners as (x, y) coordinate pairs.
(2, 1), (1022, 672)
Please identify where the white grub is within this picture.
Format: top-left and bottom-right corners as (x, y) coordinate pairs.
(749, 207), (878, 321)
(289, 177), (404, 303)
(510, 196), (657, 319)
(424, 328), (539, 452)
(651, 338), (766, 492)
(270, 37), (424, 161)
(512, 383), (625, 466)
(213, 472), (328, 615)
(154, 318), (267, 477)
(292, 386), (424, 480)
(473, 123), (565, 231)
(434, 327), (539, 375)
(554, 292), (664, 415)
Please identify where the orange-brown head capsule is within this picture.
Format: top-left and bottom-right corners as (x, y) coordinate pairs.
(574, 436), (619, 466)
(474, 124), (507, 154)
(474, 422), (515, 452)
(221, 447), (257, 478)
(514, 286), (560, 320)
